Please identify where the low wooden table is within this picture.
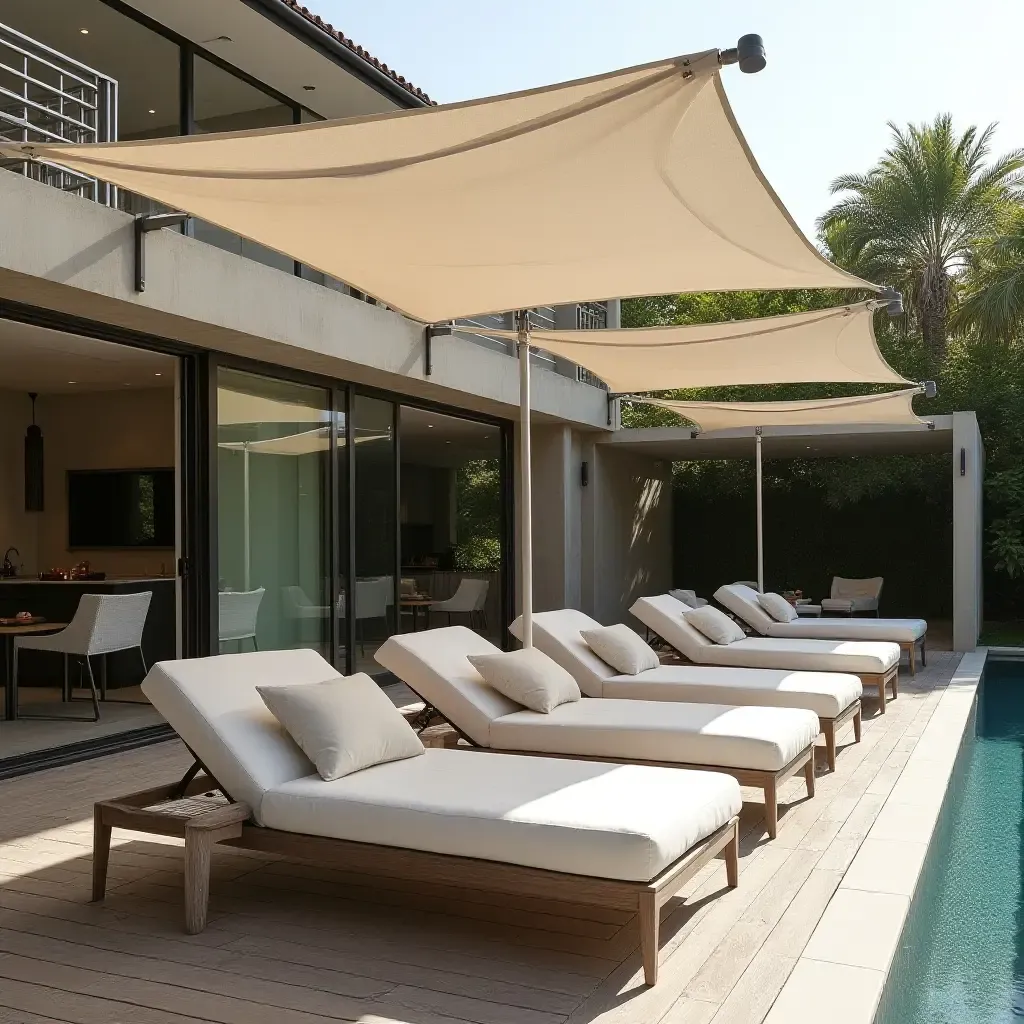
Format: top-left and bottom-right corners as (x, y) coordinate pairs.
(399, 598), (433, 631)
(0, 621), (68, 720)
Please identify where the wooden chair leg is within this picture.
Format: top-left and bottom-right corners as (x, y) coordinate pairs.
(822, 720), (837, 772)
(724, 821), (740, 888)
(803, 755), (816, 798)
(853, 707), (862, 743)
(91, 809), (112, 902)
(877, 678), (886, 713)
(183, 824), (215, 935)
(764, 778), (778, 840)
(908, 643), (916, 676)
(891, 672), (899, 700)
(920, 638), (927, 668)
(638, 890), (659, 986)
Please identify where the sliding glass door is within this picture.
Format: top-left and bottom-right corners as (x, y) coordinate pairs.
(215, 368), (331, 656)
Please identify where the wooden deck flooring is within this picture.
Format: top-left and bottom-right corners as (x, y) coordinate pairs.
(0, 649), (962, 1023)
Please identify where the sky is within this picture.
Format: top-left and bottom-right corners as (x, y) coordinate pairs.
(310, 0), (1024, 241)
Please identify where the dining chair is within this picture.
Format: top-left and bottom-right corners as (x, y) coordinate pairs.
(12, 590), (153, 721)
(218, 588), (265, 652)
(430, 578), (490, 630)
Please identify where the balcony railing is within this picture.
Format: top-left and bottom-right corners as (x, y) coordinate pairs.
(0, 20), (118, 204)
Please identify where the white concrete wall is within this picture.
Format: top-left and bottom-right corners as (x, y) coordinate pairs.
(0, 173), (609, 430)
(952, 412), (984, 651)
(585, 444), (673, 626)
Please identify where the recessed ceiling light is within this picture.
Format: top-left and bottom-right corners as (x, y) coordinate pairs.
(302, 85), (316, 92)
(154, 372), (162, 376)
(80, 28), (89, 34)
(427, 424), (434, 428)
(148, 109), (156, 114)
(445, 440), (451, 444)
(67, 381), (76, 384)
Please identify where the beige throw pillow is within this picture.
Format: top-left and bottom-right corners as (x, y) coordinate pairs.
(580, 624), (659, 675)
(467, 648), (581, 713)
(758, 592), (798, 623)
(683, 605), (746, 645)
(257, 673), (424, 782)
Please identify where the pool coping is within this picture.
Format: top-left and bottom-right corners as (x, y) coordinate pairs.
(761, 648), (987, 1024)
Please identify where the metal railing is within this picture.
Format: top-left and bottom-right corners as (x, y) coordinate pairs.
(0, 20), (117, 203)
(576, 301), (608, 331)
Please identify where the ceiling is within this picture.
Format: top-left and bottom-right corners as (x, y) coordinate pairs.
(400, 406), (500, 467)
(603, 418), (956, 462)
(0, 318), (175, 393)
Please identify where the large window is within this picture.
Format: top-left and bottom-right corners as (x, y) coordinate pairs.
(396, 407), (503, 644)
(216, 368), (331, 657)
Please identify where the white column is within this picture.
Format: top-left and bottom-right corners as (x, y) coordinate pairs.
(952, 412), (983, 651)
(755, 428), (764, 593)
(517, 314), (533, 649)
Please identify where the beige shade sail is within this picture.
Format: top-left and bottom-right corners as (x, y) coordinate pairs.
(639, 387), (927, 433)
(1, 52), (875, 323)
(476, 301), (907, 392)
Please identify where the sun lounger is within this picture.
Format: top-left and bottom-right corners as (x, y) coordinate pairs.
(376, 627), (820, 838)
(510, 607), (862, 772)
(715, 583), (928, 675)
(95, 648), (742, 985)
(631, 594), (901, 711)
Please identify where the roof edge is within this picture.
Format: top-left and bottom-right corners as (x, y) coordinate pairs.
(245, 0), (434, 106)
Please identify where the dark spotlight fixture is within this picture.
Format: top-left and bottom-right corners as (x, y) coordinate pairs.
(25, 392), (43, 511)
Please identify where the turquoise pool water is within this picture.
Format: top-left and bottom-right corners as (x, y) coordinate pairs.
(876, 660), (1024, 1023)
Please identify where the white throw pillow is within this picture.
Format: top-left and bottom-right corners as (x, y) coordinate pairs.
(257, 673), (424, 782)
(683, 605), (746, 645)
(467, 648), (581, 713)
(580, 624), (660, 675)
(758, 592), (798, 623)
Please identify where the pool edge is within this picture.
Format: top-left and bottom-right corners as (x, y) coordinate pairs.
(760, 648), (987, 1024)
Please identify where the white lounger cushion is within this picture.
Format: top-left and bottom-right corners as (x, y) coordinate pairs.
(602, 665), (862, 720)
(261, 748), (741, 882)
(490, 700), (819, 772)
(717, 584), (926, 643)
(383, 624), (819, 772)
(632, 595), (900, 675)
(142, 649), (341, 823)
(376, 628), (522, 745)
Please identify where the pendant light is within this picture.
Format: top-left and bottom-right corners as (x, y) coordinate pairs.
(25, 392), (43, 511)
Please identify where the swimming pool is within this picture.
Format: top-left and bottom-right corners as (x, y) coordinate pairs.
(876, 658), (1024, 1023)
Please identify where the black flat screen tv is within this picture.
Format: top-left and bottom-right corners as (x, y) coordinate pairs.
(68, 469), (175, 549)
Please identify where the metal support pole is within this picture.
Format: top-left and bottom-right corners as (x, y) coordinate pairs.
(755, 427), (764, 593)
(243, 443), (251, 592)
(516, 310), (533, 649)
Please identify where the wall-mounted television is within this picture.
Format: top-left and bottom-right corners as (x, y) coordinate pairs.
(68, 469), (175, 549)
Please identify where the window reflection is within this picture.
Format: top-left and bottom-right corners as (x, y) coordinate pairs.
(216, 369), (331, 657)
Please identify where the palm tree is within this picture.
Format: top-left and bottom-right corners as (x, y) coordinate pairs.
(818, 115), (1024, 365)
(955, 204), (1024, 341)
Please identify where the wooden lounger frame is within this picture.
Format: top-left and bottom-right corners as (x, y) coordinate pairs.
(900, 632), (927, 677)
(862, 665), (899, 712)
(396, 682), (815, 840)
(92, 772), (740, 986)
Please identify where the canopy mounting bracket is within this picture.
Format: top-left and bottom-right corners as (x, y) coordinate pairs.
(134, 212), (191, 293)
(424, 323), (453, 376)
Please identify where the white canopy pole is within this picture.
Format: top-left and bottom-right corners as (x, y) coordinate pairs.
(243, 442), (251, 592)
(755, 427), (764, 593)
(516, 310), (533, 649)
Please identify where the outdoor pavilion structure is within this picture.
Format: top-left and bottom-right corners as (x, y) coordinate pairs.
(3, 38), (910, 648)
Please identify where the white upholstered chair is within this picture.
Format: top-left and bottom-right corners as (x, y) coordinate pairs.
(355, 577), (392, 653)
(218, 588), (265, 651)
(821, 577), (883, 616)
(429, 578), (490, 629)
(12, 591), (153, 721)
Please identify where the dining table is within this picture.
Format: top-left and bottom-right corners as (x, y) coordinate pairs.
(1, 621), (68, 720)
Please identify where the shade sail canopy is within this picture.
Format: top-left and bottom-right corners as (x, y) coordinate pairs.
(476, 301), (906, 391)
(639, 387), (927, 433)
(1, 52), (874, 323)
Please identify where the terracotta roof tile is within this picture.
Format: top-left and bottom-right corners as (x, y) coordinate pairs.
(274, 0), (435, 104)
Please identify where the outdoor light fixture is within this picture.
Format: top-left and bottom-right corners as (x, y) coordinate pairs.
(719, 34), (766, 74)
(79, 28), (89, 34)
(24, 392), (43, 512)
(923, 380), (937, 399)
(581, 461), (589, 487)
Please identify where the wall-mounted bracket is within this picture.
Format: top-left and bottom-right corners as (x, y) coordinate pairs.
(134, 212), (191, 292)
(424, 323), (453, 376)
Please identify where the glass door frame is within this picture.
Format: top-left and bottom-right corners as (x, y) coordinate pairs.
(206, 352), (514, 672)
